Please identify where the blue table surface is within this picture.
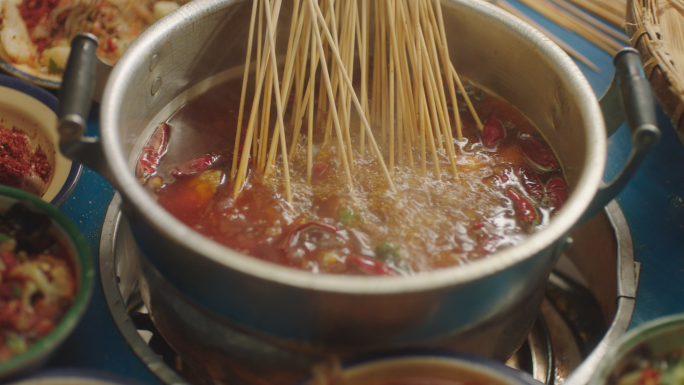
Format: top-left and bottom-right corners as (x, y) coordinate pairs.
(38, 3), (684, 383)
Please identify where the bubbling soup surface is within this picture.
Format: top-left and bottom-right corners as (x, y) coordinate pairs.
(136, 78), (568, 276)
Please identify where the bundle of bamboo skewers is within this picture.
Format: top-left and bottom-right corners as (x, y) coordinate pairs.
(229, 0), (484, 203)
(492, 0), (628, 72)
(627, 0), (684, 143)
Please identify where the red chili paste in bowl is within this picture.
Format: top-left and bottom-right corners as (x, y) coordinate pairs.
(0, 125), (52, 197)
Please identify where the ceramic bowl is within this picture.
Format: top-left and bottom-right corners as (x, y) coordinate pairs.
(0, 58), (60, 90)
(0, 186), (93, 380)
(588, 313), (684, 385)
(4, 369), (146, 385)
(300, 351), (540, 385)
(0, 75), (81, 205)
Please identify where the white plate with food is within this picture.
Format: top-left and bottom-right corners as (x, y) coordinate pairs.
(0, 0), (186, 88)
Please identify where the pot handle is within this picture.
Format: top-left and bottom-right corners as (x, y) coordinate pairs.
(58, 33), (119, 188)
(577, 48), (661, 225)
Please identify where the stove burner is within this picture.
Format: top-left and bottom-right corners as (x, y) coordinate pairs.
(100, 197), (637, 385)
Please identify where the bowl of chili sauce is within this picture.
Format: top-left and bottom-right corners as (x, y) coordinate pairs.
(0, 75), (81, 206)
(300, 351), (539, 385)
(0, 185), (93, 380)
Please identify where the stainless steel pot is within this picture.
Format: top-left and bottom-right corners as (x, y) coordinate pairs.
(56, 0), (658, 382)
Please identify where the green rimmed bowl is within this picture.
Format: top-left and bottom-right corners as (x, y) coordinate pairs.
(0, 185), (93, 380)
(588, 313), (684, 385)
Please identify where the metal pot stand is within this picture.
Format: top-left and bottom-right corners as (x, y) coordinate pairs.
(100, 195), (638, 385)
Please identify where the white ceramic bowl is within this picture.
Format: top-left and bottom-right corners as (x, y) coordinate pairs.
(0, 75), (81, 205)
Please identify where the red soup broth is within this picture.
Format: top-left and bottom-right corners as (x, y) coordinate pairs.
(137, 78), (568, 276)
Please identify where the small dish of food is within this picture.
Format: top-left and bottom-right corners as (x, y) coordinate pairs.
(589, 313), (684, 385)
(0, 0), (188, 87)
(302, 351), (539, 385)
(0, 185), (93, 380)
(4, 368), (146, 385)
(0, 74), (80, 205)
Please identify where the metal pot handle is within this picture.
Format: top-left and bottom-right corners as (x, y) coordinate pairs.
(57, 33), (118, 188)
(577, 48), (661, 225)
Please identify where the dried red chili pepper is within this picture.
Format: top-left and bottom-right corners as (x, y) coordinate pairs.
(482, 116), (505, 149)
(346, 254), (398, 276)
(506, 187), (540, 226)
(518, 133), (560, 172)
(136, 123), (169, 184)
(545, 178), (568, 211)
(169, 152), (221, 177)
(516, 165), (544, 199)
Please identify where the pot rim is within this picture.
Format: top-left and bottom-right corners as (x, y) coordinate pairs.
(99, 0), (606, 294)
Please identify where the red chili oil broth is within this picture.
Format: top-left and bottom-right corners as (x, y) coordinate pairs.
(140, 77), (568, 276)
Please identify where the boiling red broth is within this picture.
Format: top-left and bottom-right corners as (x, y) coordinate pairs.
(139, 79), (568, 276)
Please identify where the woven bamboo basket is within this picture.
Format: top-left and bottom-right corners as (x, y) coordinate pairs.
(627, 0), (684, 144)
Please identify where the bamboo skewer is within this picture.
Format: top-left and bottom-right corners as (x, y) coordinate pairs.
(411, 1), (428, 177)
(258, 62), (273, 170)
(252, 0), (264, 163)
(341, 0), (356, 163)
(233, 0), (284, 197)
(389, 0), (415, 165)
(360, 0), (369, 154)
(230, 0), (259, 181)
(310, 0), (396, 191)
(433, 0), (466, 138)
(515, 0), (623, 54)
(307, 22), (316, 182)
(264, 0), (305, 176)
(419, 1), (448, 151)
(424, 1), (480, 134)
(566, 0), (625, 26)
(289, 7), (314, 161)
(389, 0), (396, 174)
(229, 0), (631, 211)
(233, 0), (520, 202)
(549, 0), (630, 43)
(306, 0), (354, 189)
(396, 0), (419, 145)
(496, 0), (601, 72)
(261, 0), (292, 202)
(381, 0), (389, 145)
